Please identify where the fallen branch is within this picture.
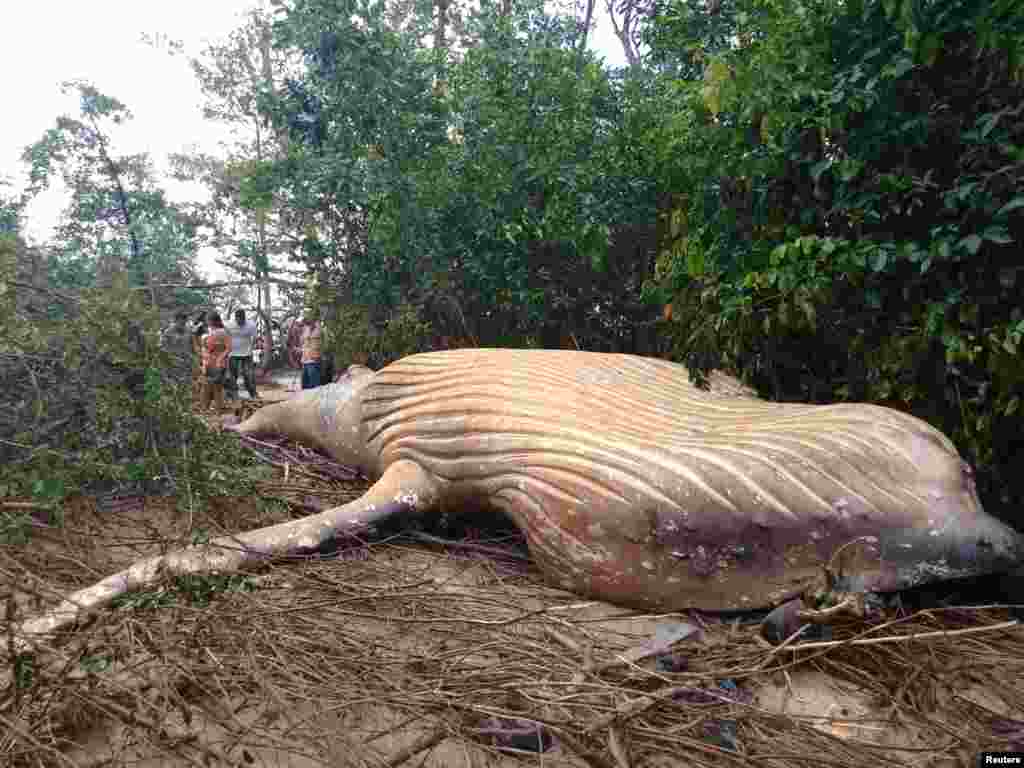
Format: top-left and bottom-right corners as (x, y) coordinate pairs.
(584, 686), (694, 734)
(76, 689), (245, 767)
(780, 619), (1021, 652)
(403, 531), (530, 562)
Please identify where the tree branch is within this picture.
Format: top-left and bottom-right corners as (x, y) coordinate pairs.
(128, 277), (306, 292)
(7, 280), (79, 304)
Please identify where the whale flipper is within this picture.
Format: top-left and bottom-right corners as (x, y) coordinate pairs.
(14, 460), (439, 655)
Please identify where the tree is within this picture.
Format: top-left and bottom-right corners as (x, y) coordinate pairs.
(19, 81), (200, 305)
(605, 0), (645, 68)
(176, 5), (310, 365)
(217, 0), (664, 361)
(646, 0), (1024, 523)
(0, 178), (19, 235)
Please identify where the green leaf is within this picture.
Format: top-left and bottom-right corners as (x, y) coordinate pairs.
(887, 57), (914, 79)
(983, 226), (1012, 244)
(978, 109), (1007, 139)
(996, 196), (1024, 216)
(959, 235), (983, 255)
(838, 158), (863, 182)
(870, 249), (888, 272)
(1007, 397), (1020, 416)
(810, 159), (832, 181)
(686, 248), (705, 277)
(31, 478), (65, 501)
(80, 655), (112, 673)
(191, 528), (211, 545)
(918, 34), (941, 66)
(955, 183), (978, 202)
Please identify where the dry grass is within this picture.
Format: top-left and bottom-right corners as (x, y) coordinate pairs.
(2, 411), (1023, 767)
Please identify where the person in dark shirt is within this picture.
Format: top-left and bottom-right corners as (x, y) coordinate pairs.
(159, 310), (192, 399)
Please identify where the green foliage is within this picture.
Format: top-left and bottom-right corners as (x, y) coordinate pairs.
(111, 573), (257, 611)
(20, 81), (200, 295)
(0, 511), (33, 546)
(0, 246), (16, 335)
(0, 273), (261, 521)
(174, 572), (257, 607)
(326, 302), (435, 369)
(648, 0), (1024, 520)
(79, 655), (112, 674)
(3, 83), (250, 528)
(219, 0), (662, 352)
(0, 180), (20, 235)
(12, 654), (34, 691)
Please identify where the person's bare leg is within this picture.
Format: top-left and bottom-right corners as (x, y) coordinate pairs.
(200, 377), (212, 411)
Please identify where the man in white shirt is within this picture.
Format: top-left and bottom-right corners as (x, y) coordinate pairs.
(226, 308), (259, 400)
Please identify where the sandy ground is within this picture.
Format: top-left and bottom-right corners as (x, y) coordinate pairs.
(22, 514), (960, 768)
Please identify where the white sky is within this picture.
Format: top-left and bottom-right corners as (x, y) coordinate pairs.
(0, 0), (628, 281)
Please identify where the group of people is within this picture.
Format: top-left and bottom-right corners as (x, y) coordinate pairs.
(160, 308), (259, 412)
(160, 307), (326, 414)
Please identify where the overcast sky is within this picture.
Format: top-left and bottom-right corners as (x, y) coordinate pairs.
(1, 1), (629, 280)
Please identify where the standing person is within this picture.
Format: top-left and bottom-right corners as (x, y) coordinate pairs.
(191, 311), (208, 404)
(300, 309), (323, 390)
(159, 311), (193, 397)
(226, 308), (259, 400)
(200, 312), (231, 413)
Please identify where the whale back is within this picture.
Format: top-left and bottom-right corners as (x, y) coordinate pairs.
(356, 348), (1022, 610)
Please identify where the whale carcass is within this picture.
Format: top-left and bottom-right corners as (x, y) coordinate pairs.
(15, 349), (1024, 648)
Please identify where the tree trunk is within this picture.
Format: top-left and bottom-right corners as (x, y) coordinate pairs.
(577, 0), (597, 68)
(435, 0), (449, 52)
(604, 0), (641, 69)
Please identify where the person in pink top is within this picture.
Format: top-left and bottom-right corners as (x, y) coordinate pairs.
(201, 312), (231, 412)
